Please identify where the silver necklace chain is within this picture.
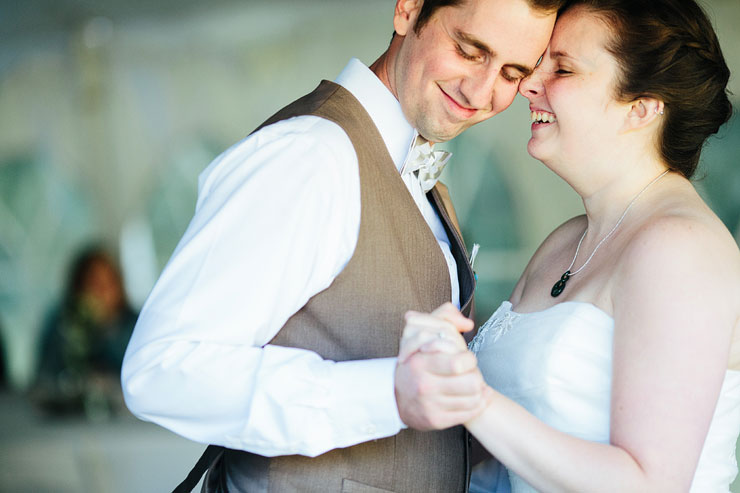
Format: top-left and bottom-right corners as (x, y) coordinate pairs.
(551, 169), (669, 297)
(567, 169), (670, 276)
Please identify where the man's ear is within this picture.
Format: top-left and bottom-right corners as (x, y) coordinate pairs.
(625, 98), (664, 132)
(394, 0), (423, 37)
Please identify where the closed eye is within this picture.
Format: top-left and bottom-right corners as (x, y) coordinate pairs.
(501, 71), (522, 83)
(456, 44), (480, 62)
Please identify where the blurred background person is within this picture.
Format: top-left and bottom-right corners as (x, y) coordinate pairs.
(31, 245), (136, 419)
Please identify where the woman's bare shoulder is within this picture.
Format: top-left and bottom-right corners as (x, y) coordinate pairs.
(616, 205), (740, 312)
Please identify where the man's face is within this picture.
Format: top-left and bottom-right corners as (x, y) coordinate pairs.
(388, 0), (556, 143)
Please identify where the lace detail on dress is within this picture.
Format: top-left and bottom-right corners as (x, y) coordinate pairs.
(469, 301), (519, 354)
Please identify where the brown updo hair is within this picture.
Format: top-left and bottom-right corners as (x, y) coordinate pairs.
(570, 0), (732, 178)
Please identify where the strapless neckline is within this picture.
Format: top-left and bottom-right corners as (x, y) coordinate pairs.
(500, 300), (740, 375)
(506, 300), (610, 316)
(470, 300), (740, 492)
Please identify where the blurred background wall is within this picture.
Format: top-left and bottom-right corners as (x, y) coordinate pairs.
(2, 0), (739, 394)
(0, 0), (738, 489)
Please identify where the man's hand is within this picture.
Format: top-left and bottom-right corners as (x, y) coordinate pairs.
(395, 349), (488, 430)
(394, 303), (487, 430)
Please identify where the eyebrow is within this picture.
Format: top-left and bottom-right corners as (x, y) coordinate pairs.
(551, 50), (576, 61)
(551, 49), (595, 69)
(456, 30), (534, 77)
(456, 30), (493, 56)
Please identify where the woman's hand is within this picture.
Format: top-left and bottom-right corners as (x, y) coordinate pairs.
(398, 302), (474, 362)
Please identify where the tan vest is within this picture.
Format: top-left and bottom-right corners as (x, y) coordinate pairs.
(207, 81), (476, 493)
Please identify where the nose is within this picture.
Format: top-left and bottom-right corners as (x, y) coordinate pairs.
(459, 65), (500, 110)
(519, 69), (544, 99)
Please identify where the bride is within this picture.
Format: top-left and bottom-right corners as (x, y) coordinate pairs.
(397, 0), (740, 490)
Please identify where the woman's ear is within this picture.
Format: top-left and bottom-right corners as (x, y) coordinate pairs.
(624, 98), (665, 132)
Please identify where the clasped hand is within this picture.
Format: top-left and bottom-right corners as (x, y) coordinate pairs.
(394, 303), (490, 430)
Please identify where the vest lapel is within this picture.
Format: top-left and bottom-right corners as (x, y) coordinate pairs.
(429, 184), (476, 318)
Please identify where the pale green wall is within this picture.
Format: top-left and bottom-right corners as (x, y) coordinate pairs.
(1, 0), (738, 389)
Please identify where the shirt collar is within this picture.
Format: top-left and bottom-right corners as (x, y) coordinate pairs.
(334, 58), (417, 174)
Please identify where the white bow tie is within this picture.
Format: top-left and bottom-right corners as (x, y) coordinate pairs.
(401, 137), (452, 192)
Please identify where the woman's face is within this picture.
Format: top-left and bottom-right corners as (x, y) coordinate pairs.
(518, 7), (627, 170)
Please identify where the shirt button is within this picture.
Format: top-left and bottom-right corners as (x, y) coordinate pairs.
(364, 425), (376, 435)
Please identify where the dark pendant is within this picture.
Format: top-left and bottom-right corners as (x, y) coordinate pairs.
(550, 270), (571, 297)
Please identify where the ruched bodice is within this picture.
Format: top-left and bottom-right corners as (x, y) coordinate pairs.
(470, 301), (740, 492)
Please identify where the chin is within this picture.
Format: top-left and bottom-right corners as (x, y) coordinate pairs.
(415, 110), (470, 143)
(528, 131), (561, 155)
(419, 123), (460, 144)
(526, 139), (546, 162)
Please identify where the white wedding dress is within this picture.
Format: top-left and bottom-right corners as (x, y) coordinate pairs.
(469, 301), (740, 492)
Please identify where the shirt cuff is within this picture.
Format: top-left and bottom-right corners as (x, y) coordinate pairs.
(329, 357), (406, 443)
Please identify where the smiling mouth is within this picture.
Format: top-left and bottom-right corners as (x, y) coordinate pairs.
(530, 110), (557, 124)
(440, 86), (476, 119)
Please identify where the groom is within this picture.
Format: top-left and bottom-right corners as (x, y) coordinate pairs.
(121, 0), (559, 491)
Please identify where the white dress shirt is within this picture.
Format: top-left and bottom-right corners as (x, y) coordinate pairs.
(121, 58), (460, 458)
